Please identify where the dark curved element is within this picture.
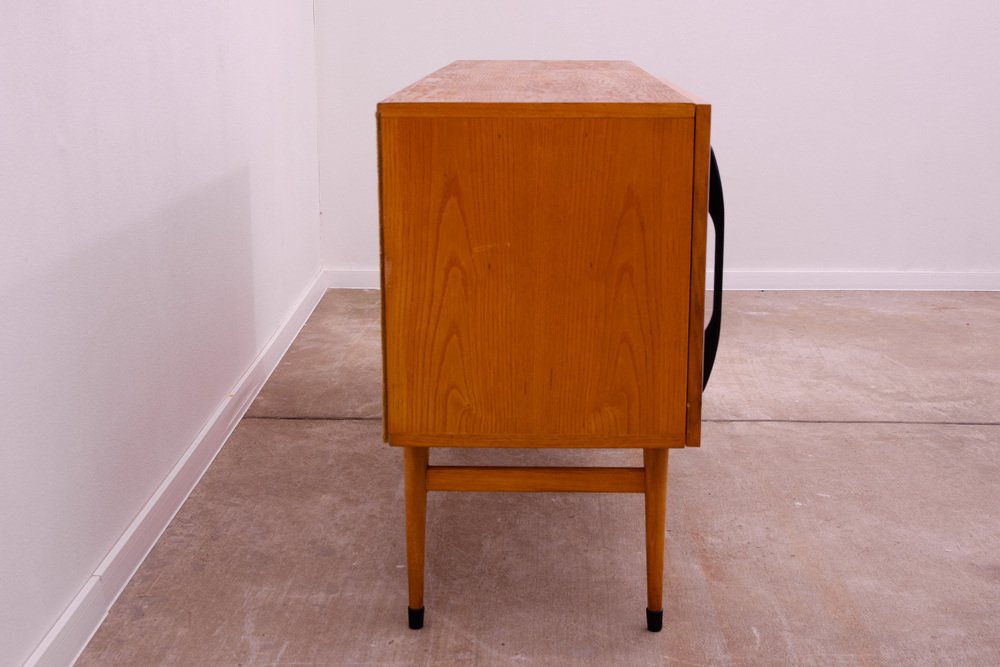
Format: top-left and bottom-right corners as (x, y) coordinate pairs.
(408, 606), (425, 630)
(646, 608), (664, 632)
(703, 148), (725, 389)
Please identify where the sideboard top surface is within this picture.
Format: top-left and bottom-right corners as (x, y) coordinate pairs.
(378, 61), (697, 117)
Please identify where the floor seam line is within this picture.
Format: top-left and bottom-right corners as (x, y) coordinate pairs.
(704, 418), (1000, 426)
(243, 415), (382, 422)
(242, 417), (1000, 426)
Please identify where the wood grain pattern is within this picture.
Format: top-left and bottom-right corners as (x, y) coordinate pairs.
(388, 433), (686, 448)
(426, 466), (645, 493)
(684, 104), (712, 447)
(379, 102), (693, 119)
(380, 114), (694, 447)
(376, 115), (390, 441)
(403, 447), (428, 610)
(643, 448), (669, 613)
(382, 60), (694, 104)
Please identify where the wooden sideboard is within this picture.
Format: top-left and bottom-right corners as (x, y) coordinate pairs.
(376, 60), (713, 632)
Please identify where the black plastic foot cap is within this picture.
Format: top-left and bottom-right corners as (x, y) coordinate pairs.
(646, 608), (663, 632)
(408, 606), (425, 630)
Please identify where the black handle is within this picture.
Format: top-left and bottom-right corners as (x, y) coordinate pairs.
(703, 148), (724, 389)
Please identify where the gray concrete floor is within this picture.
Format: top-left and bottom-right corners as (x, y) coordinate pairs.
(78, 290), (1000, 666)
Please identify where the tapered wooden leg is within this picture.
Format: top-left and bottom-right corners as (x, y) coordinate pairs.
(643, 448), (669, 632)
(404, 446), (429, 629)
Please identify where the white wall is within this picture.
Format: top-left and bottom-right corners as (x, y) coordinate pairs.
(0, 2), (320, 663)
(315, 0), (1000, 289)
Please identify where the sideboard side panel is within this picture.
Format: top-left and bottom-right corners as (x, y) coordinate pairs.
(381, 115), (694, 446)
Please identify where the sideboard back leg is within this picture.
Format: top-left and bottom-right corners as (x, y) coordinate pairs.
(404, 446), (429, 629)
(643, 448), (669, 632)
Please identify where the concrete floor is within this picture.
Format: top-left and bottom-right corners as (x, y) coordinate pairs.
(78, 290), (1000, 666)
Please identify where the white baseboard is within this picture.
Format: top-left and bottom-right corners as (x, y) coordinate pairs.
(713, 271), (1000, 291)
(25, 271), (329, 667)
(324, 268), (380, 289)
(323, 267), (999, 292)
